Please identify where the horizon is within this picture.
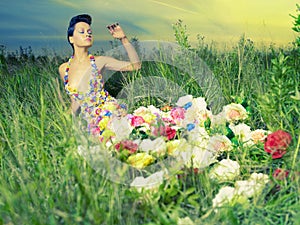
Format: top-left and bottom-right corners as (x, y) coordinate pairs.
(1, 0), (299, 56)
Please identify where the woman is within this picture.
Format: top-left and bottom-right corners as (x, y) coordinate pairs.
(59, 14), (141, 139)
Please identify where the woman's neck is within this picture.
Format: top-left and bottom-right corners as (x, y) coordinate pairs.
(72, 48), (90, 63)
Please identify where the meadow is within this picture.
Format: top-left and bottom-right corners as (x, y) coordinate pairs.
(0, 9), (300, 225)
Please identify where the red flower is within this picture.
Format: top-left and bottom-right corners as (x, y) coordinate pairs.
(166, 126), (177, 140)
(152, 125), (176, 140)
(115, 140), (138, 154)
(264, 130), (292, 159)
(273, 168), (289, 180)
(131, 116), (145, 127)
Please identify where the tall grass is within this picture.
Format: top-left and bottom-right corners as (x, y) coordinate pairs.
(0, 18), (299, 224)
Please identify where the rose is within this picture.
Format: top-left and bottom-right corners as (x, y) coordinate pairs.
(264, 130), (292, 159)
(223, 103), (248, 122)
(209, 159), (240, 182)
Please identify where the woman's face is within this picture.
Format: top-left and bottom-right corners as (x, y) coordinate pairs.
(69, 22), (93, 48)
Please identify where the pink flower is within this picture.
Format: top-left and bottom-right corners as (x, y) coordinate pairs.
(115, 140), (138, 154)
(152, 125), (176, 140)
(91, 126), (101, 135)
(170, 107), (185, 120)
(131, 116), (145, 127)
(264, 130), (292, 159)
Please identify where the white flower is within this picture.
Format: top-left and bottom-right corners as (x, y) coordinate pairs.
(206, 135), (233, 153)
(234, 180), (255, 198)
(250, 129), (269, 144)
(235, 173), (269, 198)
(249, 172), (269, 184)
(130, 170), (165, 192)
(110, 116), (133, 141)
(180, 97), (210, 127)
(147, 105), (161, 115)
(139, 137), (167, 156)
(192, 97), (207, 111)
(209, 159), (240, 182)
(166, 139), (182, 156)
(187, 126), (210, 148)
(177, 217), (195, 225)
(212, 186), (235, 209)
(223, 103), (248, 122)
(176, 95), (193, 107)
(192, 146), (217, 168)
(229, 123), (251, 143)
(133, 106), (149, 116)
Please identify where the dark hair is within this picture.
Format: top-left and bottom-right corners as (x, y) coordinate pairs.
(67, 14), (92, 49)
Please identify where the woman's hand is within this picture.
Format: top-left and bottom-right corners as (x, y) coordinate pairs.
(106, 22), (127, 40)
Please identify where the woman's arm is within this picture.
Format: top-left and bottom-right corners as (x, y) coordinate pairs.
(102, 23), (141, 71)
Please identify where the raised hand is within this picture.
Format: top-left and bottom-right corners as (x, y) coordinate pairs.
(106, 22), (127, 40)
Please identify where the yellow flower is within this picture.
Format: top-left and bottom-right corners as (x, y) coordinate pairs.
(98, 117), (110, 130)
(102, 101), (117, 111)
(166, 139), (181, 156)
(101, 129), (115, 141)
(127, 153), (155, 169)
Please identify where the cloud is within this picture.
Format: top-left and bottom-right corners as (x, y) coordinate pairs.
(147, 0), (200, 15)
(51, 0), (80, 9)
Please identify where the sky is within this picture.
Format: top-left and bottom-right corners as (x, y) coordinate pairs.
(0, 0), (299, 55)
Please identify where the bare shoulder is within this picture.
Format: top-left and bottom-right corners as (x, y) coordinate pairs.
(58, 62), (68, 80)
(94, 55), (114, 69)
(94, 55), (112, 63)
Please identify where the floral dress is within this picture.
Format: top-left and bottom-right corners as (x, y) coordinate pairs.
(64, 54), (126, 140)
